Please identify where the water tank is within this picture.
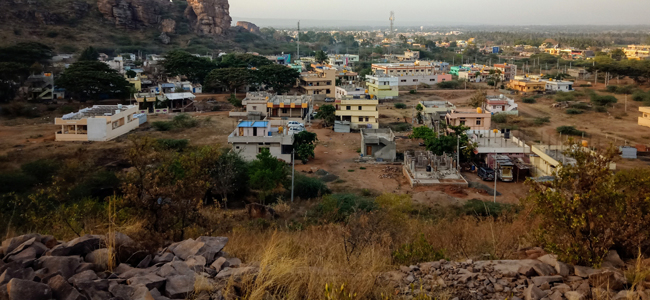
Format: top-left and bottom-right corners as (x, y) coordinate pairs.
(476, 107), (483, 113)
(278, 126), (284, 134)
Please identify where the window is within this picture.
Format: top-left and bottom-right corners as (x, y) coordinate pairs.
(413, 79), (418, 82)
(365, 117), (369, 122)
(476, 119), (481, 125)
(401, 79), (407, 83)
(358, 106), (362, 110)
(282, 108), (288, 113)
(252, 106), (257, 110)
(127, 115), (132, 123)
(258, 147), (269, 153)
(430, 79), (435, 82)
(460, 121), (466, 125)
(358, 117), (363, 122)
(346, 106), (351, 110)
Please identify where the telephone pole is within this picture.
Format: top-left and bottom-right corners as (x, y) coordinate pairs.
(296, 21), (300, 60)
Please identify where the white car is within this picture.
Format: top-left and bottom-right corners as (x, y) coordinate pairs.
(287, 121), (304, 128)
(288, 127), (304, 135)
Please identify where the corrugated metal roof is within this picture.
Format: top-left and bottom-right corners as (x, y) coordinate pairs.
(238, 121), (268, 128)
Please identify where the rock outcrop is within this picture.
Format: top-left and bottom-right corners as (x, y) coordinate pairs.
(236, 21), (260, 34)
(186, 0), (231, 35)
(0, 233), (256, 300)
(96, 0), (172, 29)
(160, 18), (176, 33)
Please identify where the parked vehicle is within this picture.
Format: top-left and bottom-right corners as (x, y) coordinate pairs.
(287, 121), (304, 128)
(324, 98), (334, 102)
(288, 127), (305, 135)
(477, 167), (495, 181)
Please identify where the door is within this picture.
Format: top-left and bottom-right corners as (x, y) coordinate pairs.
(366, 145), (372, 156)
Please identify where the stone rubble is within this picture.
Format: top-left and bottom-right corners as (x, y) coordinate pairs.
(381, 252), (649, 300)
(0, 233), (256, 300)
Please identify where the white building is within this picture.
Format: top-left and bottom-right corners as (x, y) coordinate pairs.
(542, 79), (574, 92)
(327, 54), (360, 67)
(228, 121), (295, 162)
(335, 86), (366, 99)
(55, 105), (143, 142)
(484, 95), (519, 115)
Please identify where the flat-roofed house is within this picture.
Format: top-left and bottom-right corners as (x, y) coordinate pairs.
(55, 105), (142, 142)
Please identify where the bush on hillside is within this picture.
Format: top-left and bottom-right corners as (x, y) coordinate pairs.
(556, 126), (585, 136)
(533, 117), (550, 126)
(437, 80), (463, 89)
(394, 103), (407, 109)
(314, 194), (375, 223)
(590, 94), (618, 107)
(172, 113), (199, 128)
(152, 121), (173, 131)
(522, 97), (536, 104)
(293, 174), (331, 200)
(632, 91), (649, 102)
(461, 199), (515, 218)
(491, 114), (508, 123)
(565, 109), (583, 115)
(156, 139), (189, 151)
(21, 159), (61, 185)
(392, 234), (446, 265)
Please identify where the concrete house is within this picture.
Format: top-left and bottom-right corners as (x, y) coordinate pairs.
(541, 79), (574, 92)
(229, 92), (313, 122)
(228, 121), (294, 162)
(507, 79), (545, 95)
(529, 144), (616, 177)
(361, 128), (396, 162)
(365, 74), (398, 99)
(639, 107), (650, 128)
(55, 105), (142, 142)
(335, 86), (366, 100)
(335, 95), (379, 131)
(446, 109), (492, 131)
(371, 62), (452, 86)
(484, 95), (518, 115)
(299, 68), (336, 100)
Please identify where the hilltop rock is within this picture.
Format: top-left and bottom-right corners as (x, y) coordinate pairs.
(97, 0), (172, 29)
(186, 0), (231, 35)
(236, 21), (259, 34)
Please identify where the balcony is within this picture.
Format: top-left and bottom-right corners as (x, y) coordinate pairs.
(228, 131), (294, 145)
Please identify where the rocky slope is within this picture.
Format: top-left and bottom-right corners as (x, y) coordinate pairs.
(0, 0), (231, 39)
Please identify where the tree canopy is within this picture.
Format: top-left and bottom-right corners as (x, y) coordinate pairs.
(55, 61), (132, 101)
(316, 104), (336, 127)
(294, 131), (318, 164)
(256, 64), (300, 94)
(315, 50), (328, 64)
(204, 68), (252, 93)
(78, 46), (99, 61)
(162, 50), (216, 83)
(0, 62), (30, 102)
(0, 42), (54, 65)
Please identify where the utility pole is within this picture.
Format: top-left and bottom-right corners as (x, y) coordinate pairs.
(493, 151), (498, 203)
(291, 149), (295, 203)
(296, 21), (300, 61)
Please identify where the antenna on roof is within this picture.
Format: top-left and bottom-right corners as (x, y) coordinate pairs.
(389, 11), (395, 37)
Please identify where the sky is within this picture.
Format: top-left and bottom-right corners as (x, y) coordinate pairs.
(230, 0), (650, 27)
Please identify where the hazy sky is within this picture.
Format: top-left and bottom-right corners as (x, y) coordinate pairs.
(230, 0), (650, 26)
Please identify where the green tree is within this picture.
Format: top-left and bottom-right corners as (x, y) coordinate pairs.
(204, 68), (252, 93)
(409, 126), (436, 140)
(218, 53), (273, 68)
(257, 64), (300, 94)
(126, 70), (137, 78)
(0, 62), (30, 102)
(609, 48), (626, 61)
(526, 142), (650, 265)
(227, 94), (242, 107)
(489, 69), (502, 90)
(294, 131), (318, 164)
(248, 149), (289, 202)
(316, 104), (336, 127)
(55, 61), (132, 101)
(208, 151), (249, 208)
(415, 104), (424, 124)
(315, 50), (329, 64)
(78, 46), (99, 61)
(590, 94), (618, 107)
(0, 42), (54, 65)
(162, 50), (216, 83)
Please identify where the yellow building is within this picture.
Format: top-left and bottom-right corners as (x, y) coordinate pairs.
(299, 68), (336, 99)
(127, 77), (142, 92)
(624, 45), (650, 60)
(365, 74), (399, 100)
(507, 79), (545, 95)
(445, 108), (492, 131)
(639, 107), (650, 127)
(335, 96), (379, 129)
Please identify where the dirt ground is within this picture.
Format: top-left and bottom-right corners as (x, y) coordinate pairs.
(2, 83), (647, 207)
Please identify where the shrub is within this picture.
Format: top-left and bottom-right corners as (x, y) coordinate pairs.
(60, 106), (75, 114)
(392, 234), (446, 265)
(46, 31), (59, 38)
(606, 85), (618, 93)
(461, 199), (514, 218)
(556, 126), (585, 136)
(293, 174), (331, 199)
(594, 106), (607, 113)
(487, 80), (495, 86)
(590, 94), (618, 106)
(394, 103), (407, 109)
(314, 194), (376, 223)
(555, 91), (575, 102)
(565, 109), (583, 115)
(347, 169), (354, 172)
(533, 117), (551, 125)
(156, 138), (189, 151)
(409, 90), (416, 94)
(151, 121), (173, 131)
(172, 113), (199, 128)
(570, 102), (591, 110)
(390, 123), (412, 132)
(21, 159), (61, 185)
(632, 91), (648, 102)
(492, 114), (508, 123)
(0, 172), (37, 194)
(437, 80), (462, 89)
(522, 97), (536, 104)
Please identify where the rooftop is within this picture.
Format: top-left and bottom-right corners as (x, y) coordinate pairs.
(61, 105), (136, 120)
(238, 121), (268, 128)
(420, 100), (454, 108)
(362, 128), (395, 141)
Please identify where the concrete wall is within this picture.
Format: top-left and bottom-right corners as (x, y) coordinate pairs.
(87, 118), (108, 141)
(232, 143), (291, 162)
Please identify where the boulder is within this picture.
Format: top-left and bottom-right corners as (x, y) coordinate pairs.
(85, 248), (110, 270)
(195, 237), (228, 264)
(226, 258), (241, 268)
(74, 279), (110, 297)
(152, 253), (174, 265)
(210, 257), (227, 272)
(119, 266), (159, 280)
(550, 283), (571, 294)
(588, 270), (626, 290)
(524, 284), (545, 300)
(1, 234), (41, 255)
(47, 274), (86, 300)
(36, 256), (82, 280)
(4, 239), (48, 263)
(0, 268), (34, 285)
(215, 267), (257, 279)
(109, 283), (154, 300)
(601, 250), (625, 269)
(136, 255), (152, 268)
(612, 290), (636, 300)
(564, 291), (586, 300)
(6, 278), (52, 300)
(150, 288), (171, 300)
(52, 234), (103, 256)
(40, 236), (58, 249)
(164, 274), (195, 299)
(157, 262), (193, 278)
(127, 273), (165, 290)
(573, 265), (598, 278)
(171, 239), (203, 261)
(532, 263), (556, 276)
(185, 255), (206, 272)
(531, 276), (563, 286)
(68, 270), (99, 287)
(76, 263), (95, 273)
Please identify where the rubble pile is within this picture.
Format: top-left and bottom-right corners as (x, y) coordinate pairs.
(381, 251), (648, 300)
(0, 233), (256, 300)
(379, 166), (401, 179)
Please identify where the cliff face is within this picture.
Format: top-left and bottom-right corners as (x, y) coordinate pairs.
(236, 21), (260, 34)
(96, 0), (171, 29)
(186, 0), (231, 35)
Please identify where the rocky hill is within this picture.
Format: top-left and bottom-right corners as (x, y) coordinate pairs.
(0, 0), (233, 52)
